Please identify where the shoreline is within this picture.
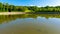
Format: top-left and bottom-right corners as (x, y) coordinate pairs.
(27, 12), (60, 14)
(0, 12), (26, 15)
(0, 12), (60, 15)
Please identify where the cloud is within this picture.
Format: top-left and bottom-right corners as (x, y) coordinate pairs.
(30, 5), (35, 6)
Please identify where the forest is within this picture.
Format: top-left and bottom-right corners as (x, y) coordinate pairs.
(0, 2), (60, 12)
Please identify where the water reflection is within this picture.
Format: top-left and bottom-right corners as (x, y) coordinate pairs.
(0, 14), (60, 34)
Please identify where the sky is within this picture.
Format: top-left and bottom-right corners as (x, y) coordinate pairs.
(0, 0), (60, 7)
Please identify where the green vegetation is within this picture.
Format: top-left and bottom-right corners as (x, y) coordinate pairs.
(0, 2), (60, 12)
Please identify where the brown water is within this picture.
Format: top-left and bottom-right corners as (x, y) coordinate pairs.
(0, 14), (60, 34)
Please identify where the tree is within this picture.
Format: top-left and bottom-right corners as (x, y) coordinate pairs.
(0, 2), (3, 11)
(5, 3), (9, 12)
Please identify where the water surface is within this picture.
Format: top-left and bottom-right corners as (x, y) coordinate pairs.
(0, 14), (60, 34)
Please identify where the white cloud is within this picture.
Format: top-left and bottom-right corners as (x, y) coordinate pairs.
(30, 5), (35, 6)
(29, 5), (41, 7)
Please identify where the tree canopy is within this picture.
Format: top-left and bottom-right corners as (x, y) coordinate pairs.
(0, 2), (60, 12)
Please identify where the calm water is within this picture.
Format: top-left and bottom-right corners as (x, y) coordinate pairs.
(0, 14), (60, 34)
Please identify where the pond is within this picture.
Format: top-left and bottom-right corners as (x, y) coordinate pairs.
(0, 14), (60, 34)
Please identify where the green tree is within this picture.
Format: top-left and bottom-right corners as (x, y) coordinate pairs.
(0, 2), (3, 11)
(5, 3), (9, 12)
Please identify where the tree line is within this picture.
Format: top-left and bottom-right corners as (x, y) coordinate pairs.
(0, 2), (60, 12)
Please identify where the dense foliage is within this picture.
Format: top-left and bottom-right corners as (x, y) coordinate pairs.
(0, 2), (60, 12)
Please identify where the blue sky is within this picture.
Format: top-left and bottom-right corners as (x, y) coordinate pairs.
(0, 0), (60, 6)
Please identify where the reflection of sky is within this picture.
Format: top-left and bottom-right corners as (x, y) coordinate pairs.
(0, 0), (60, 6)
(0, 16), (60, 27)
(0, 16), (60, 28)
(37, 17), (60, 26)
(0, 16), (60, 34)
(37, 17), (60, 30)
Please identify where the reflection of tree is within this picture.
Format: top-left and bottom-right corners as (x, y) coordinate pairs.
(0, 14), (60, 24)
(38, 14), (60, 19)
(0, 14), (37, 24)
